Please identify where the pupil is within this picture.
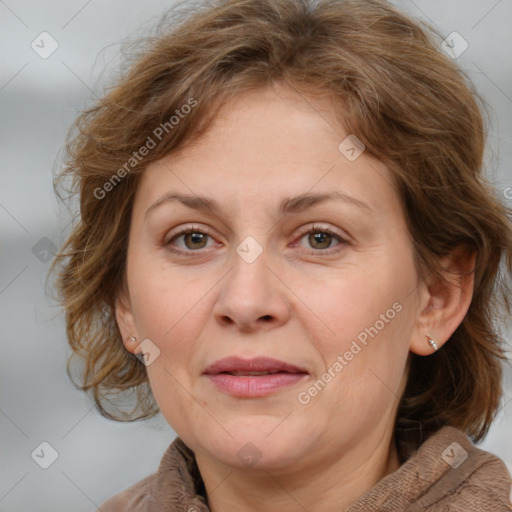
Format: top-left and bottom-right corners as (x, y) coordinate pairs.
(309, 232), (331, 249)
(183, 231), (333, 250)
(186, 232), (207, 249)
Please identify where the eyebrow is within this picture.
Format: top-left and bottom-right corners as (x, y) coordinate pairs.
(144, 190), (373, 220)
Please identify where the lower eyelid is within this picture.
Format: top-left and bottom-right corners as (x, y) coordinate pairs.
(164, 224), (348, 253)
(293, 232), (346, 252)
(166, 231), (215, 248)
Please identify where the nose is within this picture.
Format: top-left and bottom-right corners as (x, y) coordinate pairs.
(213, 248), (291, 333)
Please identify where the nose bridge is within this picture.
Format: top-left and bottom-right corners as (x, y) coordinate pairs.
(225, 237), (273, 304)
(213, 237), (290, 330)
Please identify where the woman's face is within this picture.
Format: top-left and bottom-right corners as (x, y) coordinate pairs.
(117, 84), (426, 474)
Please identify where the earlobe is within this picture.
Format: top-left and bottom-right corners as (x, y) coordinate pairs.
(409, 247), (476, 356)
(426, 335), (438, 352)
(115, 292), (139, 354)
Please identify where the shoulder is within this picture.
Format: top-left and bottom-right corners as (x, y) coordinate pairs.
(413, 426), (512, 511)
(436, 456), (512, 511)
(348, 425), (512, 511)
(94, 437), (208, 512)
(96, 473), (156, 512)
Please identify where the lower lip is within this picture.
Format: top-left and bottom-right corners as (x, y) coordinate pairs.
(205, 373), (308, 397)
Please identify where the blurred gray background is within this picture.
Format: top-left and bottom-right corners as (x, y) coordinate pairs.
(1, 0), (511, 510)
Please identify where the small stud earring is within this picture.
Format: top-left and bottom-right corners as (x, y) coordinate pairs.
(127, 336), (137, 343)
(426, 335), (438, 352)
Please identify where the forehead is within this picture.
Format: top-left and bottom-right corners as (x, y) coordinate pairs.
(134, 84), (399, 220)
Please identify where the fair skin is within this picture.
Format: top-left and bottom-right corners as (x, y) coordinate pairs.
(116, 83), (474, 511)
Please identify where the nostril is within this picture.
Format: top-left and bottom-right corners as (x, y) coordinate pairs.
(221, 316), (235, 326)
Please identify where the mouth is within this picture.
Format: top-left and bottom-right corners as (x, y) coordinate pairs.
(203, 357), (309, 397)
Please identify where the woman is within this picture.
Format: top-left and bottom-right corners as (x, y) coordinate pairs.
(50, 0), (512, 509)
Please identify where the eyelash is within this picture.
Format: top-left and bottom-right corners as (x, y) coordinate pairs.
(163, 223), (348, 257)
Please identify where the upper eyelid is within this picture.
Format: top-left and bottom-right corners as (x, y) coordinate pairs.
(291, 225), (348, 248)
(165, 223), (213, 240)
(166, 222), (348, 247)
(167, 222), (344, 237)
(295, 223), (346, 238)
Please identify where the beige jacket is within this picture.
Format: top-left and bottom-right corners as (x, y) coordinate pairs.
(98, 426), (512, 511)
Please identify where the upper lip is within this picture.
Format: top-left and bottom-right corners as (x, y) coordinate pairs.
(203, 356), (308, 375)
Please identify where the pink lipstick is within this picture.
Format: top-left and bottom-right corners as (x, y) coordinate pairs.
(203, 356), (308, 397)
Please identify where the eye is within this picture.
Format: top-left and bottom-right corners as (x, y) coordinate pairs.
(164, 224), (217, 255)
(294, 224), (348, 254)
(163, 223), (348, 257)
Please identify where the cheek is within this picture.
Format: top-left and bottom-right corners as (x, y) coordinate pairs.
(301, 267), (407, 354)
(298, 261), (416, 407)
(128, 267), (215, 432)
(125, 262), (211, 420)
(128, 252), (212, 343)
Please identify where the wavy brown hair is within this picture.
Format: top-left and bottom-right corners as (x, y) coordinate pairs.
(50, 0), (512, 443)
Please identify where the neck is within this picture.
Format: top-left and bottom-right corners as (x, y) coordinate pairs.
(195, 429), (401, 512)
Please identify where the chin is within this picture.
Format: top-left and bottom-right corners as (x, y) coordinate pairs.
(193, 418), (312, 471)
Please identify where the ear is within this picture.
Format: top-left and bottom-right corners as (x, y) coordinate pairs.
(115, 285), (140, 355)
(410, 246), (476, 356)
